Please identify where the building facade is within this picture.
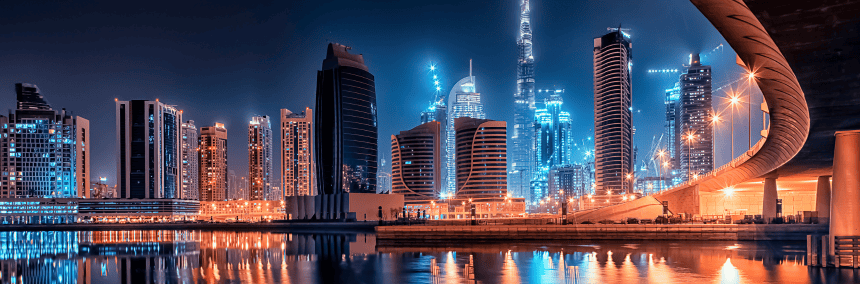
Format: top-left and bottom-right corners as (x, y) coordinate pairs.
(593, 30), (634, 201)
(181, 120), (199, 200)
(512, 0), (536, 204)
(0, 83), (89, 199)
(445, 65), (484, 196)
(664, 82), (681, 185)
(281, 108), (314, 197)
(678, 53), (714, 180)
(454, 117), (507, 201)
(248, 116), (273, 200)
(315, 43), (378, 195)
(391, 121), (442, 203)
(116, 99), (181, 199)
(199, 123), (227, 201)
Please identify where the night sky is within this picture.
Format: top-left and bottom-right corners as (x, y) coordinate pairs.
(0, 1), (762, 184)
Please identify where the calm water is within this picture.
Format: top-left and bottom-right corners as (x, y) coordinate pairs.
(0, 230), (856, 283)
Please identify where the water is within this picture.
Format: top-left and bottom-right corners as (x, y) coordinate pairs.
(0, 230), (856, 283)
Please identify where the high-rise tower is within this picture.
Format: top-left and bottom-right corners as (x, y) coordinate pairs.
(511, 0), (536, 201)
(678, 53), (714, 180)
(116, 99), (181, 199)
(248, 116), (273, 200)
(664, 82), (681, 186)
(531, 89), (572, 203)
(593, 29), (633, 202)
(281, 108), (314, 197)
(446, 61), (484, 196)
(181, 120), (199, 200)
(199, 123), (228, 201)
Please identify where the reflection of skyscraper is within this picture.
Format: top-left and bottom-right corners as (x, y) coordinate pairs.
(446, 61), (484, 196)
(679, 53), (714, 180)
(454, 117), (507, 200)
(116, 99), (181, 199)
(281, 108), (314, 197)
(531, 89), (572, 203)
(181, 120), (199, 200)
(512, 0), (536, 202)
(315, 43), (378, 195)
(391, 121), (442, 202)
(200, 123), (228, 201)
(248, 116), (273, 200)
(593, 29), (633, 200)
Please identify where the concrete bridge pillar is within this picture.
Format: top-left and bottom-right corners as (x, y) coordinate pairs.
(831, 131), (860, 239)
(816, 175), (831, 223)
(762, 178), (778, 221)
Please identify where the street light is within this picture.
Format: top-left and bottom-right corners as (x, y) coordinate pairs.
(748, 72), (755, 150)
(712, 114), (722, 164)
(729, 94), (741, 159)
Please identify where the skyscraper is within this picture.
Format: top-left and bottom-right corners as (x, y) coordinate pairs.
(248, 115), (273, 200)
(593, 29), (633, 201)
(180, 120), (199, 200)
(391, 121), (442, 202)
(315, 43), (378, 195)
(511, 0), (536, 201)
(445, 61), (484, 196)
(664, 82), (681, 185)
(116, 99), (181, 199)
(454, 117), (507, 201)
(679, 53), (714, 180)
(281, 108), (314, 197)
(199, 123), (227, 201)
(530, 89), (572, 203)
(0, 83), (89, 198)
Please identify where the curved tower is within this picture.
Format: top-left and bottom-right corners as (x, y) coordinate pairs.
(391, 121), (442, 202)
(512, 0), (536, 200)
(455, 117), (508, 201)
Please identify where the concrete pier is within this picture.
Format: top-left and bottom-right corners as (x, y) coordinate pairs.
(762, 177), (778, 221)
(830, 131), (860, 255)
(816, 175), (831, 223)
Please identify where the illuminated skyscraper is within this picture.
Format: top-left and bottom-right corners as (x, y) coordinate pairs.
(248, 115), (273, 200)
(116, 99), (181, 199)
(181, 120), (199, 200)
(391, 121), (442, 202)
(664, 82), (681, 185)
(679, 53), (714, 180)
(446, 61), (484, 196)
(511, 0), (536, 201)
(200, 123), (227, 201)
(454, 117), (507, 201)
(0, 83), (89, 198)
(420, 63), (448, 192)
(530, 89), (572, 203)
(281, 108), (314, 197)
(593, 29), (633, 201)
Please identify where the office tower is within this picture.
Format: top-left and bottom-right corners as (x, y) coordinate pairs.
(512, 0), (537, 203)
(454, 117), (507, 200)
(531, 89), (572, 203)
(664, 82), (681, 185)
(248, 115), (273, 200)
(315, 43), (378, 195)
(199, 123), (227, 201)
(391, 121), (442, 202)
(549, 164), (591, 202)
(180, 120), (199, 200)
(679, 53), (714, 180)
(445, 61), (484, 196)
(0, 83), (89, 198)
(116, 99), (182, 199)
(593, 29), (634, 200)
(281, 108), (314, 197)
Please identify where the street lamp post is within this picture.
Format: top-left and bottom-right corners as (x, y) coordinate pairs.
(686, 132), (696, 181)
(729, 94), (740, 159)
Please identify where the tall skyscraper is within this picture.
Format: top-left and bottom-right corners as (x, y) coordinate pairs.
(199, 123), (227, 201)
(116, 99), (181, 199)
(664, 82), (681, 185)
(1, 83), (89, 198)
(679, 53), (714, 180)
(454, 117), (507, 201)
(391, 121), (442, 202)
(511, 0), (536, 201)
(315, 43), (378, 195)
(281, 108), (314, 197)
(593, 29), (633, 200)
(248, 115), (273, 200)
(180, 120), (199, 200)
(530, 89), (572, 203)
(445, 61), (484, 196)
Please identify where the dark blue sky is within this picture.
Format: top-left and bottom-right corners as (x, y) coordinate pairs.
(0, 0), (761, 184)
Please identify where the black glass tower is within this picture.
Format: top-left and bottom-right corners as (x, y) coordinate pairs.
(315, 43), (378, 195)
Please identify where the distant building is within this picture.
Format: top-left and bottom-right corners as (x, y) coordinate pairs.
(512, 0), (536, 205)
(593, 29), (634, 202)
(281, 108), (314, 197)
(530, 89), (572, 204)
(664, 82), (681, 185)
(181, 120), (199, 200)
(678, 53), (714, 180)
(248, 116), (273, 200)
(446, 61), (484, 196)
(454, 117), (507, 201)
(199, 123), (228, 201)
(0, 83), (90, 199)
(115, 99), (181, 199)
(315, 43), (378, 195)
(391, 121), (442, 203)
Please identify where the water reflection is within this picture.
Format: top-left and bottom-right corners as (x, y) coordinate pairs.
(0, 230), (858, 283)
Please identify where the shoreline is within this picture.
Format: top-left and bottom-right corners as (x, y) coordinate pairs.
(0, 222), (377, 232)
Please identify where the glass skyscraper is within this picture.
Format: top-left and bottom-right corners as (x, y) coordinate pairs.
(511, 0), (536, 201)
(445, 64), (484, 196)
(664, 82), (681, 186)
(530, 89), (572, 204)
(116, 99), (182, 199)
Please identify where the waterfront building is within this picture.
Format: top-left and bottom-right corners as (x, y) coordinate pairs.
(664, 82), (681, 185)
(181, 120), (199, 200)
(454, 117), (507, 201)
(199, 123), (228, 201)
(593, 29), (634, 202)
(678, 53), (714, 180)
(391, 121), (442, 203)
(248, 116), (273, 200)
(512, 0), (537, 204)
(530, 89), (572, 203)
(0, 83), (90, 199)
(445, 61), (484, 196)
(314, 43), (378, 195)
(115, 99), (181, 199)
(281, 108), (314, 197)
